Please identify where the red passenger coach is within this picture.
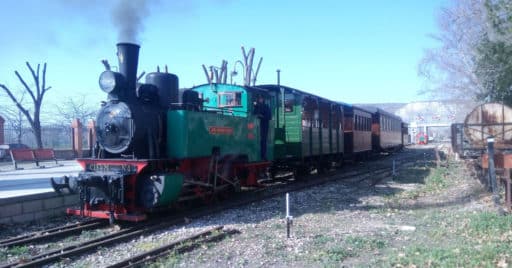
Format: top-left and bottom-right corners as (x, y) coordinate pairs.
(343, 105), (373, 159)
(369, 108), (404, 152)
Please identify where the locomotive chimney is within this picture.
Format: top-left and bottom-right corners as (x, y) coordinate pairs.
(117, 43), (140, 102)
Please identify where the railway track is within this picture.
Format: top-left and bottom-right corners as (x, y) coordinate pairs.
(0, 218), (185, 268)
(1, 149), (430, 267)
(0, 219), (108, 248)
(107, 226), (239, 268)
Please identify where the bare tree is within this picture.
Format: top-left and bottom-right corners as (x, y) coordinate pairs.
(201, 46), (263, 86)
(418, 0), (487, 101)
(1, 102), (27, 144)
(202, 60), (228, 84)
(53, 94), (98, 126)
(0, 62), (51, 148)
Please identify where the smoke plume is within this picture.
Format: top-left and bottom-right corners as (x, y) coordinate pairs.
(111, 0), (153, 43)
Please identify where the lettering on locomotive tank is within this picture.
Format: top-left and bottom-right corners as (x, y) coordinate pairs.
(86, 163), (137, 173)
(208, 126), (234, 135)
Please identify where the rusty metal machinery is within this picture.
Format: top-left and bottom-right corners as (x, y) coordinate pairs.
(463, 103), (512, 211)
(464, 103), (512, 150)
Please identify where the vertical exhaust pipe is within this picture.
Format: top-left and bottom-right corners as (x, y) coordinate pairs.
(117, 43), (140, 102)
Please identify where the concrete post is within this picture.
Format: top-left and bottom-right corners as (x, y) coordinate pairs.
(0, 116), (4, 145)
(71, 119), (83, 158)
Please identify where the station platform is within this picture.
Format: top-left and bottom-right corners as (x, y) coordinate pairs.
(0, 160), (82, 224)
(0, 160), (82, 199)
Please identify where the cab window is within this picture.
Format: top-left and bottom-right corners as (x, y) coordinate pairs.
(218, 92), (242, 108)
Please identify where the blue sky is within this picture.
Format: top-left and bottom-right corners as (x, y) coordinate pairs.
(0, 0), (447, 108)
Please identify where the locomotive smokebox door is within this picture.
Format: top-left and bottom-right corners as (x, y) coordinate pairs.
(96, 102), (134, 154)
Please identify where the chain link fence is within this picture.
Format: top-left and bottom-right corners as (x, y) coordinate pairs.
(3, 125), (90, 149)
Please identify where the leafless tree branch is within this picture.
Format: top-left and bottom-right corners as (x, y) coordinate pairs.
(1, 62), (50, 148)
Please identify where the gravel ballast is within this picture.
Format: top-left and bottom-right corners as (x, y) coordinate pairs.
(1, 146), (497, 267)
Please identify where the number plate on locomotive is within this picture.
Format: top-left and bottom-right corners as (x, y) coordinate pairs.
(85, 163), (137, 173)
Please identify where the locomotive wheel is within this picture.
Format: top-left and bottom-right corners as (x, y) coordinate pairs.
(337, 158), (344, 169)
(294, 164), (311, 179)
(269, 166), (278, 180)
(109, 212), (115, 225)
(231, 178), (241, 193)
(193, 187), (216, 204)
(217, 180), (241, 201)
(316, 161), (329, 174)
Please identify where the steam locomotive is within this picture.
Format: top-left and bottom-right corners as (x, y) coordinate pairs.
(52, 43), (405, 223)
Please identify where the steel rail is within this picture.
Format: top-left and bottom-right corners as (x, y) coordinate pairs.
(106, 226), (228, 268)
(3, 219), (186, 268)
(0, 219), (107, 248)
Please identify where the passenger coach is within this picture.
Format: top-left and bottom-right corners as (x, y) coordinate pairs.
(258, 85), (345, 172)
(365, 107), (404, 152)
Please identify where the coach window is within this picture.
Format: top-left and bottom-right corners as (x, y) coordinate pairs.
(314, 110), (320, 128)
(284, 94), (294, 112)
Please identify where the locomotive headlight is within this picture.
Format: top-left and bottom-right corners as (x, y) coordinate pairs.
(99, 70), (124, 93)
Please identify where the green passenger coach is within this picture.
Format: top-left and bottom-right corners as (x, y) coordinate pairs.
(258, 85), (346, 172)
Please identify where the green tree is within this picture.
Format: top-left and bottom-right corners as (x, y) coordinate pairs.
(420, 0), (512, 106)
(471, 0), (512, 105)
(474, 38), (512, 105)
(485, 0), (512, 42)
